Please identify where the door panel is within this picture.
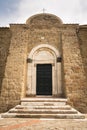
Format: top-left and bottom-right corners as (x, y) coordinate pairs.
(36, 64), (52, 95)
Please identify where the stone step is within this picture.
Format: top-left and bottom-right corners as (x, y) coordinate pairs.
(1, 113), (85, 119)
(21, 98), (67, 102)
(34, 106), (71, 110)
(9, 108), (77, 114)
(1, 98), (85, 119)
(15, 105), (71, 110)
(21, 98), (67, 106)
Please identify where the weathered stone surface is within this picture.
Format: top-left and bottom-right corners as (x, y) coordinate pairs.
(0, 13), (87, 113)
(1, 98), (85, 119)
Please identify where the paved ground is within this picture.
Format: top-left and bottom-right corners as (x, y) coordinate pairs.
(0, 115), (87, 130)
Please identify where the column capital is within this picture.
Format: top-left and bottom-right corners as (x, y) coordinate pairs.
(57, 57), (62, 62)
(27, 58), (32, 63)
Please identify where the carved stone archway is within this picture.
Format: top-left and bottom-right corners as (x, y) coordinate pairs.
(26, 44), (62, 97)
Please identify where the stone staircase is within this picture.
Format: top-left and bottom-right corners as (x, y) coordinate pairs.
(1, 97), (85, 119)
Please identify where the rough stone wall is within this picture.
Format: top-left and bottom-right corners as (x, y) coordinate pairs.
(0, 25), (28, 112)
(78, 26), (87, 112)
(0, 28), (11, 112)
(27, 23), (87, 113)
(28, 28), (61, 52)
(0, 14), (87, 113)
(62, 25), (87, 113)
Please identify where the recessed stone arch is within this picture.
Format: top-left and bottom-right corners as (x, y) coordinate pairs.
(26, 44), (62, 97)
(28, 44), (60, 58)
(26, 13), (63, 25)
(26, 13), (63, 28)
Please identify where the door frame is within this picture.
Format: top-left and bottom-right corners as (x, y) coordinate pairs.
(26, 44), (62, 97)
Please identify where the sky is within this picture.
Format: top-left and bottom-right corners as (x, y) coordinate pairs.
(0, 0), (87, 26)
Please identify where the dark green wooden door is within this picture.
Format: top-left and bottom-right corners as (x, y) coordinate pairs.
(36, 64), (52, 95)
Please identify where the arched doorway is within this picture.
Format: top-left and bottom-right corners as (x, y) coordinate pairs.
(26, 44), (62, 97)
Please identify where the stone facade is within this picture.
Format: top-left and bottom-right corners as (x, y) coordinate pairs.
(0, 13), (87, 113)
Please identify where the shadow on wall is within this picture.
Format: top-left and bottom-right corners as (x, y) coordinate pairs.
(60, 33), (66, 98)
(0, 28), (11, 95)
(77, 28), (87, 113)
